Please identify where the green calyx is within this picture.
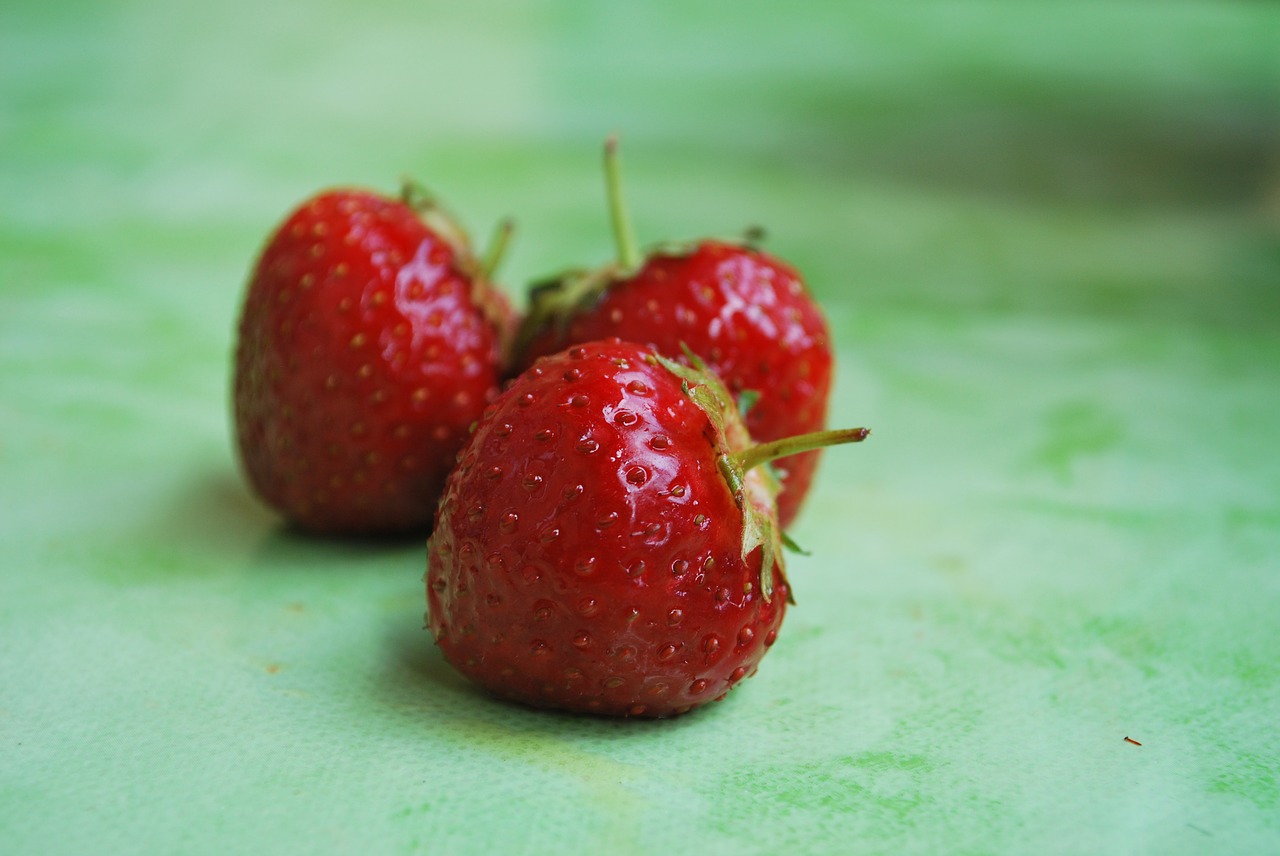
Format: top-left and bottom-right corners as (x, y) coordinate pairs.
(399, 179), (516, 350)
(399, 179), (516, 283)
(649, 349), (871, 604)
(511, 263), (623, 365)
(400, 179), (476, 264)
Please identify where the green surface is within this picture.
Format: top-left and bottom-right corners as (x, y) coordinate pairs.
(3, 1), (1279, 853)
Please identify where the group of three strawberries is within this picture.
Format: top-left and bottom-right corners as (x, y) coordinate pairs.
(233, 138), (870, 718)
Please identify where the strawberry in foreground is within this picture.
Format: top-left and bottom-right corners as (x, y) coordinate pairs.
(426, 339), (868, 717)
(513, 137), (835, 528)
(234, 185), (515, 535)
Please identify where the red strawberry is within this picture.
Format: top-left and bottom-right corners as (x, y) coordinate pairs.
(234, 185), (515, 535)
(513, 138), (834, 528)
(425, 339), (868, 717)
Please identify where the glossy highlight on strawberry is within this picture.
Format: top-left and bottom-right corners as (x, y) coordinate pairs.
(234, 187), (513, 535)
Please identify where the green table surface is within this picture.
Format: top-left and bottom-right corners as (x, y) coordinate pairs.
(3, 1), (1278, 853)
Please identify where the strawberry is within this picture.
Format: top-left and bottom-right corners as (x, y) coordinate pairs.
(233, 184), (515, 535)
(425, 339), (868, 717)
(512, 138), (834, 527)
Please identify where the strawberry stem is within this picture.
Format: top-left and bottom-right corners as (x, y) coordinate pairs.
(479, 217), (515, 279)
(604, 135), (641, 271)
(735, 428), (870, 473)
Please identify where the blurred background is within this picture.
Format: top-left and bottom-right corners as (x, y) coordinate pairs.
(2, 1), (1278, 853)
(5, 0), (1276, 321)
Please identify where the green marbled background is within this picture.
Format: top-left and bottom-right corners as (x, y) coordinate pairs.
(3, 1), (1277, 853)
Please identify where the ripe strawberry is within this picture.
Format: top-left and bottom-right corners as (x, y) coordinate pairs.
(234, 185), (515, 535)
(425, 339), (868, 717)
(513, 138), (834, 528)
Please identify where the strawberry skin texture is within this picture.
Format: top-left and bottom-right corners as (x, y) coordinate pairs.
(426, 340), (787, 718)
(518, 240), (832, 527)
(234, 189), (510, 535)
